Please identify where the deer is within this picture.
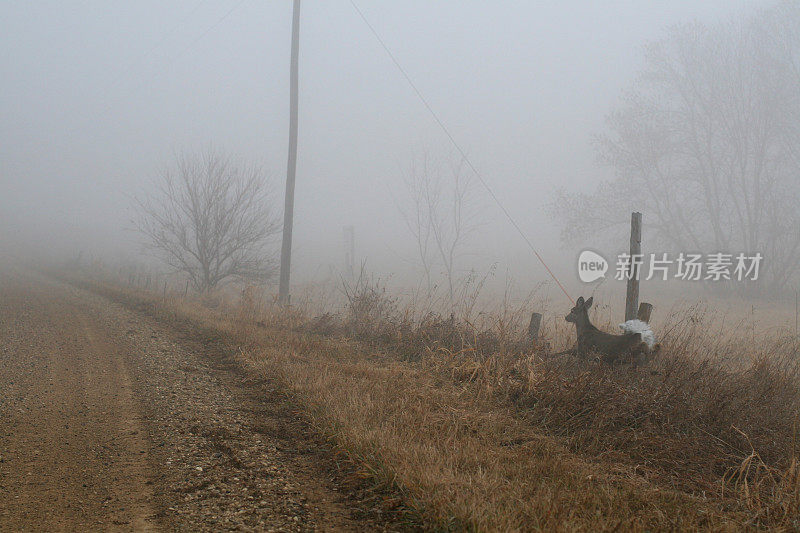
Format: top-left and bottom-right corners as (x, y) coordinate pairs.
(564, 296), (656, 365)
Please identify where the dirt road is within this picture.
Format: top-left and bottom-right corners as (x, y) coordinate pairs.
(0, 271), (385, 531)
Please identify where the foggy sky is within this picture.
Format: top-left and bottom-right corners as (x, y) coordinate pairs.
(0, 0), (767, 287)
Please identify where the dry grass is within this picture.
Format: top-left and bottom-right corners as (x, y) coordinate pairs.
(79, 273), (800, 531)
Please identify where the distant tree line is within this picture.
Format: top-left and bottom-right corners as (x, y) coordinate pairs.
(552, 2), (800, 294)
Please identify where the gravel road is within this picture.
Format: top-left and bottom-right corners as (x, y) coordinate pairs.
(0, 271), (388, 531)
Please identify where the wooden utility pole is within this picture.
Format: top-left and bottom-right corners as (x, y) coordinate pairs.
(278, 0), (301, 304)
(624, 212), (642, 321)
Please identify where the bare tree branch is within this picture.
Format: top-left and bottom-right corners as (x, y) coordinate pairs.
(550, 5), (800, 294)
(134, 149), (281, 292)
(399, 150), (481, 310)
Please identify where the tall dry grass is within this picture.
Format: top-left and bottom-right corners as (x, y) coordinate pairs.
(244, 275), (800, 529)
(78, 270), (800, 530)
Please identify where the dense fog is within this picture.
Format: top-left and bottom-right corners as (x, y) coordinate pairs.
(2, 0), (791, 302)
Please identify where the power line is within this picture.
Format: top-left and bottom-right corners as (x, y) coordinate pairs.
(66, 0), (248, 137)
(171, 0), (248, 59)
(348, 1), (574, 304)
(139, 0), (211, 61)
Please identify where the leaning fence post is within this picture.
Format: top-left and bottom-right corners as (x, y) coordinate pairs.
(625, 212), (642, 321)
(637, 302), (653, 323)
(527, 312), (543, 344)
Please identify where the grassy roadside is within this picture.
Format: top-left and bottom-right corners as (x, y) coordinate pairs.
(75, 277), (799, 531)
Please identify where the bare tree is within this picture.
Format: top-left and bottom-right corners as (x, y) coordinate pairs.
(134, 149), (281, 292)
(551, 3), (800, 294)
(399, 152), (437, 293)
(399, 151), (480, 309)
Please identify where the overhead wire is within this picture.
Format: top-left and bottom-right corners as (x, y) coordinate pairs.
(348, 1), (574, 303)
(67, 0), (249, 136)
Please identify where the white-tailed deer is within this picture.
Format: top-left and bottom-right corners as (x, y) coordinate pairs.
(565, 296), (657, 364)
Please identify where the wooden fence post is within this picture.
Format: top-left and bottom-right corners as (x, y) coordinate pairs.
(625, 212), (642, 321)
(527, 312), (542, 344)
(637, 302), (653, 323)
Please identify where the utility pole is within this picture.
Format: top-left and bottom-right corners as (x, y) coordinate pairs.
(343, 225), (355, 279)
(279, 0), (301, 304)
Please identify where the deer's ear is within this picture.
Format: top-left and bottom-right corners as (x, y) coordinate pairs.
(576, 296), (584, 306)
(585, 296), (593, 309)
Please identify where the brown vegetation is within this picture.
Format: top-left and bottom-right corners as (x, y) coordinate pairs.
(81, 273), (800, 530)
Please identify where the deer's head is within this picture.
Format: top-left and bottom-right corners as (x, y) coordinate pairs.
(565, 296), (592, 323)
